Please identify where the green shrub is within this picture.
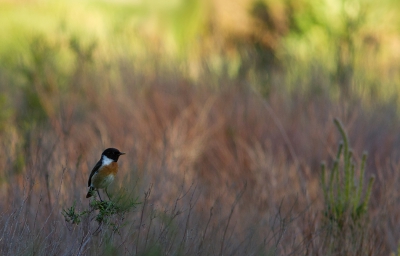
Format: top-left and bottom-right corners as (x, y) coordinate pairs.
(62, 189), (138, 229)
(320, 118), (375, 254)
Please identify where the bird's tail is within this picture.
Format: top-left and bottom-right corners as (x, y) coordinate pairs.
(86, 187), (94, 198)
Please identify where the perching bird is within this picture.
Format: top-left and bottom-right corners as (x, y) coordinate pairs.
(86, 148), (125, 201)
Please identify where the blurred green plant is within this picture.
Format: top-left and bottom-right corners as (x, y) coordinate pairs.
(17, 35), (66, 125)
(321, 118), (374, 227)
(320, 118), (375, 254)
(0, 0), (399, 105)
(0, 94), (12, 133)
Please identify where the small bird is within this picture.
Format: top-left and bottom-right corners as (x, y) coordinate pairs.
(86, 148), (125, 201)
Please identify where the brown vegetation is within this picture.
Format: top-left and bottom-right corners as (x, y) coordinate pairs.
(1, 1), (400, 252)
(0, 60), (399, 255)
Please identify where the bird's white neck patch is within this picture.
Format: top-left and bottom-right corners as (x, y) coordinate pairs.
(102, 155), (113, 166)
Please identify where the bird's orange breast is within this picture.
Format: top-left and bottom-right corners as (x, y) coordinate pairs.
(98, 162), (119, 176)
(91, 162), (119, 189)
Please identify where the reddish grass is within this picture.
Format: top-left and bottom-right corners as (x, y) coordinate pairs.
(0, 65), (399, 255)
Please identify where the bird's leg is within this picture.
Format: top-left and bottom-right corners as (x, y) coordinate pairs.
(105, 187), (111, 201)
(96, 190), (103, 202)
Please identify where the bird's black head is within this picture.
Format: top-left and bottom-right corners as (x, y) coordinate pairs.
(102, 148), (125, 162)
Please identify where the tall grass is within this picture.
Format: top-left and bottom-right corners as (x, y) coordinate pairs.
(0, 57), (398, 254)
(1, 1), (400, 255)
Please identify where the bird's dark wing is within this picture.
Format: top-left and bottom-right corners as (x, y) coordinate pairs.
(88, 160), (102, 187)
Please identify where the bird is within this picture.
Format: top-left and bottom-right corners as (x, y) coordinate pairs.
(86, 148), (125, 201)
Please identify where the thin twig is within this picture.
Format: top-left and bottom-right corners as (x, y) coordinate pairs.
(220, 182), (247, 256)
(136, 184), (152, 254)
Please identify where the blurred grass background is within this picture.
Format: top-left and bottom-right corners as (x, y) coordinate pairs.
(1, 0), (400, 255)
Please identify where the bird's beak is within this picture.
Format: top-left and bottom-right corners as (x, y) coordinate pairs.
(119, 152), (126, 155)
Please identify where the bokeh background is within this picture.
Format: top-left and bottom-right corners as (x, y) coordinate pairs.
(1, 0), (400, 255)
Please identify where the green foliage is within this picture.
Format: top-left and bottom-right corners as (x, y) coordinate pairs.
(0, 94), (12, 133)
(321, 118), (374, 227)
(91, 191), (138, 225)
(1, 0), (400, 104)
(320, 118), (375, 253)
(15, 34), (67, 126)
(62, 201), (89, 225)
(280, 0), (400, 100)
(63, 190), (139, 228)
